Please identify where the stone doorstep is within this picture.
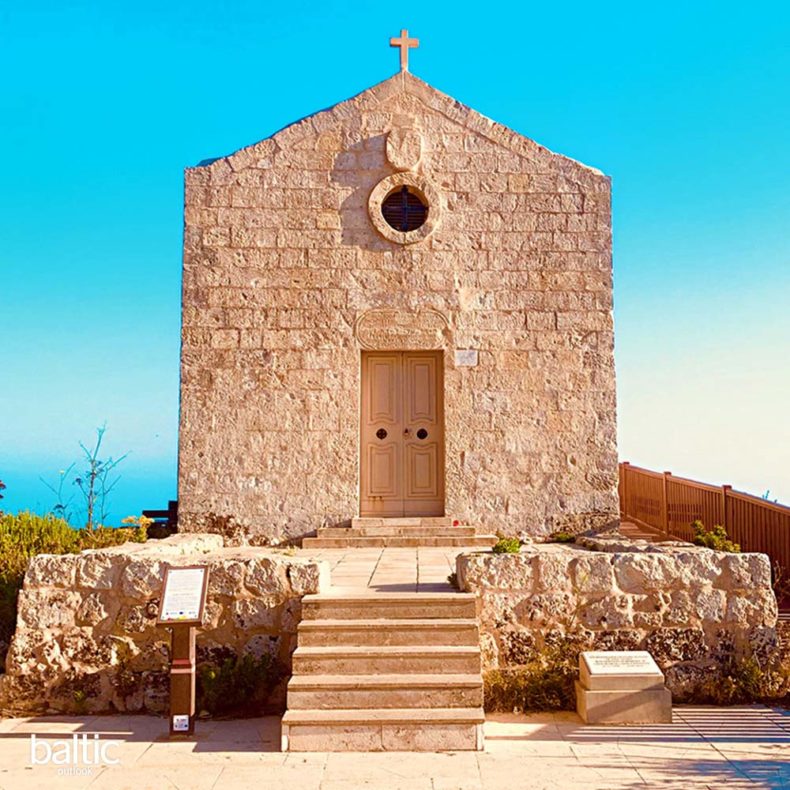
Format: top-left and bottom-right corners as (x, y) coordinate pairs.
(301, 592), (478, 620)
(297, 618), (479, 646)
(286, 673), (484, 709)
(281, 708), (485, 752)
(318, 526), (477, 537)
(575, 682), (673, 725)
(351, 518), (455, 527)
(292, 645), (481, 675)
(302, 536), (497, 548)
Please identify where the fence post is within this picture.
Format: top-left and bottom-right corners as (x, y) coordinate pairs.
(721, 485), (731, 530)
(621, 462), (630, 517)
(662, 471), (671, 535)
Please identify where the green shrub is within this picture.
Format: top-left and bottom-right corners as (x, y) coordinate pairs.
(197, 653), (282, 716)
(492, 536), (521, 554)
(484, 636), (580, 712)
(693, 648), (790, 705)
(691, 520), (740, 552)
(548, 531), (576, 544)
(0, 511), (147, 663)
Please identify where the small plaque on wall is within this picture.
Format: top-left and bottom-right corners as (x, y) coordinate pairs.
(157, 565), (209, 625)
(454, 349), (478, 367)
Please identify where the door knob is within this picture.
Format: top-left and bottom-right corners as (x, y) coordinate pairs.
(403, 428), (411, 436)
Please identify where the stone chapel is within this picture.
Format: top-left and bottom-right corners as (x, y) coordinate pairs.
(177, 38), (618, 545)
(3, 36), (781, 752)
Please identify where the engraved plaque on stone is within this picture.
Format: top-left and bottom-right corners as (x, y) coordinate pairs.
(581, 651), (663, 691)
(354, 308), (449, 350)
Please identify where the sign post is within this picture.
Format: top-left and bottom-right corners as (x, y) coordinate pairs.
(157, 565), (210, 737)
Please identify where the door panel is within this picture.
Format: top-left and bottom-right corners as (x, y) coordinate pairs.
(405, 444), (439, 496)
(360, 351), (444, 517)
(407, 357), (436, 422)
(369, 444), (399, 497)
(369, 356), (400, 423)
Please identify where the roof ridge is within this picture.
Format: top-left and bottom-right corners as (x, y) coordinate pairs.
(192, 70), (606, 180)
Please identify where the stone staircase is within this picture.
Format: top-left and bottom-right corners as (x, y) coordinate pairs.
(281, 591), (485, 751)
(302, 517), (497, 548)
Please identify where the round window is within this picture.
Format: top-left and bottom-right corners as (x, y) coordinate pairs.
(368, 173), (442, 244)
(381, 186), (428, 232)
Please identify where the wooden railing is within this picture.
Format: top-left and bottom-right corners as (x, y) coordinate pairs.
(618, 462), (790, 576)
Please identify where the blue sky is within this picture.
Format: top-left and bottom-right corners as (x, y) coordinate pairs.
(1, 1), (788, 523)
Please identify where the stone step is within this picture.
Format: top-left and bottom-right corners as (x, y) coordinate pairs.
(318, 525), (477, 537)
(292, 645), (481, 675)
(297, 618), (479, 647)
(351, 517), (455, 528)
(302, 535), (497, 548)
(301, 592), (477, 620)
(287, 673), (483, 709)
(281, 707), (485, 752)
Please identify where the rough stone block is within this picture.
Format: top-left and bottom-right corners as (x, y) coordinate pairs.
(77, 552), (120, 590)
(25, 554), (78, 589)
(613, 554), (680, 593)
(719, 553), (772, 590)
(121, 560), (165, 599)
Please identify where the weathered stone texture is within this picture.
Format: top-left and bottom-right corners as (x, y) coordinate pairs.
(178, 71), (618, 543)
(457, 538), (778, 700)
(0, 536), (328, 715)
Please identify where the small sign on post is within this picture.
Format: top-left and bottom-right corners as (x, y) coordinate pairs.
(157, 565), (209, 737)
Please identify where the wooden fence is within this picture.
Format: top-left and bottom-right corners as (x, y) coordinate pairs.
(618, 462), (790, 577)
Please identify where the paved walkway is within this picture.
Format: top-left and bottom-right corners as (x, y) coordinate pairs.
(300, 546), (467, 592)
(1, 706), (788, 789)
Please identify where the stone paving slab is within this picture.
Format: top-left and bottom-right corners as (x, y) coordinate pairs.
(0, 706), (787, 789)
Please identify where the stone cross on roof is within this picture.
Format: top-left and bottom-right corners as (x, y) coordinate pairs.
(390, 29), (419, 72)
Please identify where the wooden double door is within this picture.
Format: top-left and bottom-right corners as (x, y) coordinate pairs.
(360, 351), (445, 517)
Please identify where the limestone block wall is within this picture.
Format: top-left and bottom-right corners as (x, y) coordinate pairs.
(178, 71), (618, 544)
(0, 535), (328, 715)
(457, 537), (779, 699)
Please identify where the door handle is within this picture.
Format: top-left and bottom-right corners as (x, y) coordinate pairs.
(403, 428), (411, 437)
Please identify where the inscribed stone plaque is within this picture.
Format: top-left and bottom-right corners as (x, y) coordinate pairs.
(580, 651), (664, 692)
(354, 308), (449, 350)
(157, 565), (209, 625)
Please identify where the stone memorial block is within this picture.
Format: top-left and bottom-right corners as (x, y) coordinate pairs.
(575, 651), (672, 725)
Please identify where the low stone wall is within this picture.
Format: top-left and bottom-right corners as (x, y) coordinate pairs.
(457, 535), (779, 699)
(0, 534), (329, 715)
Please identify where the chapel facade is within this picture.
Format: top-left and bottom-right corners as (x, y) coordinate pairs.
(177, 65), (618, 545)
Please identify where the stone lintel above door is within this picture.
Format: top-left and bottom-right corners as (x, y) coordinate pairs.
(354, 308), (450, 350)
